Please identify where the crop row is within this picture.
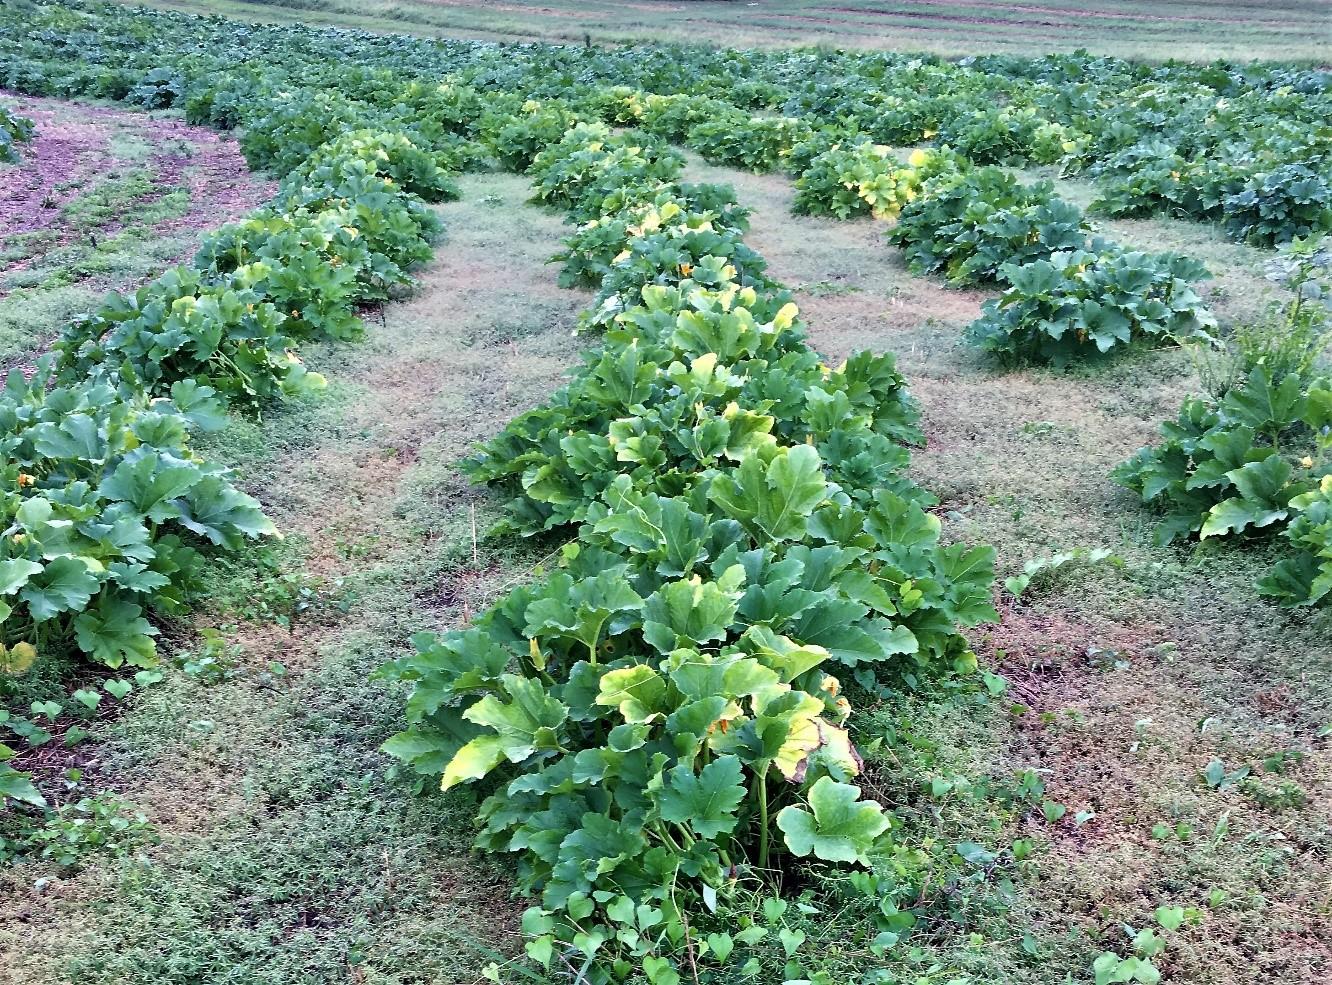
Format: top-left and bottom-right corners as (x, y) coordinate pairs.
(374, 115), (999, 980)
(0, 15), (1006, 977)
(0, 3), (1329, 975)
(1, 123), (455, 805)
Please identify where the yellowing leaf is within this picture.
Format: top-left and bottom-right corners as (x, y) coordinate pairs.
(441, 735), (507, 791)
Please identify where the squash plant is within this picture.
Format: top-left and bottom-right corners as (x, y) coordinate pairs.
(0, 104), (33, 163)
(527, 123), (685, 223)
(792, 142), (925, 221)
(463, 273), (924, 537)
(0, 362), (275, 668)
(1113, 366), (1330, 545)
(686, 112), (812, 173)
(550, 184), (751, 291)
(196, 209), (379, 344)
(966, 244), (1216, 364)
(237, 87), (375, 175)
(285, 128), (461, 203)
(888, 166), (1091, 287)
(385, 446), (993, 975)
(573, 201), (774, 333)
(274, 157), (442, 276)
(1260, 475), (1332, 606)
(1224, 163), (1332, 247)
(386, 109), (997, 980)
(55, 266), (325, 409)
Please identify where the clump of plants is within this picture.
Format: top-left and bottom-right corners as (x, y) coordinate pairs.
(1117, 235), (1332, 603)
(0, 103), (33, 162)
(687, 112), (813, 173)
(889, 166), (1091, 286)
(1, 361), (275, 668)
(966, 243), (1216, 364)
(792, 142), (921, 220)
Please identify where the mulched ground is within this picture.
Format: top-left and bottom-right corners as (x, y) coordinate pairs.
(0, 90), (274, 271)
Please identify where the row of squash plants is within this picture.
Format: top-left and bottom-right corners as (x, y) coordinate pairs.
(379, 117), (999, 980)
(579, 89), (1331, 605)
(713, 127), (1219, 365)
(1, 127), (452, 805)
(4, 1), (1329, 247)
(0, 11), (1327, 975)
(394, 83), (1222, 366)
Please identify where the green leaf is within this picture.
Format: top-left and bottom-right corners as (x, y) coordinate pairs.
(778, 926), (806, 957)
(706, 932), (734, 962)
(30, 413), (102, 461)
(657, 754), (746, 838)
(1221, 367), (1304, 433)
(641, 570), (743, 654)
(708, 444), (829, 542)
(1155, 906), (1186, 931)
(176, 475), (278, 548)
(555, 810), (647, 880)
(1199, 497), (1288, 539)
(21, 556), (101, 622)
(524, 570), (643, 656)
(464, 674), (568, 762)
(0, 558), (43, 596)
(595, 664), (667, 723)
(104, 679), (133, 700)
(642, 955), (680, 985)
(776, 776), (889, 864)
(0, 764), (45, 807)
(98, 450), (202, 523)
(72, 594), (158, 668)
(382, 726), (473, 775)
(741, 626), (829, 682)
(72, 688), (101, 710)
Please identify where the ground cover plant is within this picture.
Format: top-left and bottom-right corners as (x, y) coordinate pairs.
(1115, 235), (1332, 600)
(0, 103), (32, 162)
(0, 2), (1330, 984)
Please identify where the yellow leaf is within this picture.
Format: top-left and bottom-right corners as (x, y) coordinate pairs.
(0, 641), (37, 676)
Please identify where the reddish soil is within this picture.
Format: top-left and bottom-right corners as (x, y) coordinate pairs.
(0, 90), (273, 267)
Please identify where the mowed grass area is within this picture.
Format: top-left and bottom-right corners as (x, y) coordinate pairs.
(0, 92), (271, 371)
(124, 0), (1332, 61)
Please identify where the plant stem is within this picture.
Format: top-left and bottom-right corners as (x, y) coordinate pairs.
(755, 762), (770, 869)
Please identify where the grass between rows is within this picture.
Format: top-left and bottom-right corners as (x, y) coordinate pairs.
(0, 95), (268, 371)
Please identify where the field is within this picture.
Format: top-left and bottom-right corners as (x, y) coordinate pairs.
(132, 0), (1332, 61)
(1, 2), (1331, 985)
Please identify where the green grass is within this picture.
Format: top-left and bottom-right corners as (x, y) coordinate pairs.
(0, 164), (195, 367)
(0, 95), (270, 370)
(121, 0), (1332, 61)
